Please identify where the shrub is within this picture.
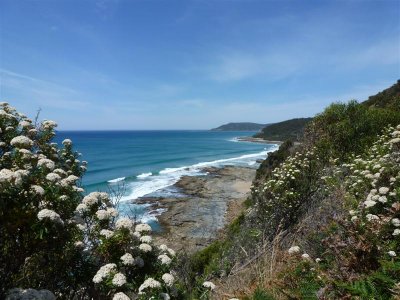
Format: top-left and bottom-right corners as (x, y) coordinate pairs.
(0, 103), (179, 299)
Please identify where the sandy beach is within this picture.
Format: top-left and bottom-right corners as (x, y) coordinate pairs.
(136, 166), (257, 252)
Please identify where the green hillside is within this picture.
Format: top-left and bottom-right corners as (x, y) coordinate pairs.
(254, 117), (312, 141)
(363, 80), (400, 109)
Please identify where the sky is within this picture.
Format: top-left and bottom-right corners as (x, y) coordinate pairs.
(0, 0), (399, 130)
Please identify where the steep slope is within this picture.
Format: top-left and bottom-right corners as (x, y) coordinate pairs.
(363, 80), (400, 110)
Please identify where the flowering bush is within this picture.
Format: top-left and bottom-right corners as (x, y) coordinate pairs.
(273, 125), (400, 298)
(1, 103), (178, 299)
(252, 147), (325, 234)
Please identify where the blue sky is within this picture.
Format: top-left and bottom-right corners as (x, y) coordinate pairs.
(1, 0), (399, 130)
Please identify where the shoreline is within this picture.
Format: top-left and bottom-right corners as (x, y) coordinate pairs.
(236, 136), (283, 145)
(135, 165), (257, 251)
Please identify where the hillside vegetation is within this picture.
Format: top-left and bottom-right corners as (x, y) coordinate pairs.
(180, 82), (400, 299)
(2, 81), (400, 300)
(254, 118), (312, 141)
(363, 80), (400, 110)
(211, 122), (266, 131)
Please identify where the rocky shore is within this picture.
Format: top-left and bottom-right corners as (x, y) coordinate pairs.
(136, 166), (257, 252)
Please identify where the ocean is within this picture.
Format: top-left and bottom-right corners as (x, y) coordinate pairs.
(55, 130), (278, 226)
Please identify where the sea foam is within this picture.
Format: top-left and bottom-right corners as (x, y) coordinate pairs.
(120, 145), (279, 201)
(107, 177), (125, 183)
(137, 172), (152, 179)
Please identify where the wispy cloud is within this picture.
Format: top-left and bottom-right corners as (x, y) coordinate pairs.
(204, 51), (301, 82)
(178, 99), (204, 108)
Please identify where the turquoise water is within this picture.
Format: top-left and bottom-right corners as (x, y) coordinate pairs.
(56, 130), (278, 225)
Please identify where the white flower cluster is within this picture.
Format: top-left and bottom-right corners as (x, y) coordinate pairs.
(288, 245), (301, 254)
(0, 168), (26, 186)
(138, 278), (161, 293)
(10, 136), (33, 148)
(202, 281), (216, 290)
(93, 263), (117, 283)
(161, 273), (175, 286)
(158, 254), (172, 265)
(37, 209), (64, 225)
(115, 217), (134, 230)
(37, 158), (55, 170)
(120, 253), (135, 265)
(112, 292), (130, 300)
(340, 125), (400, 259)
(112, 272), (126, 287)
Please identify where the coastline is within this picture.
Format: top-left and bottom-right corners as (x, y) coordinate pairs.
(236, 136), (283, 145)
(136, 166), (256, 251)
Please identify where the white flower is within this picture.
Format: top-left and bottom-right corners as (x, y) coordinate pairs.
(116, 217), (134, 230)
(366, 214), (379, 221)
(390, 138), (400, 144)
(46, 173), (61, 182)
(42, 120), (57, 129)
(388, 251), (397, 257)
(379, 187), (390, 195)
(202, 281), (216, 290)
(113, 292), (130, 300)
(10, 136), (33, 148)
(301, 253), (310, 260)
(62, 139), (72, 146)
(140, 235), (152, 243)
(135, 223), (152, 233)
(158, 254), (172, 265)
(138, 278), (161, 292)
(162, 273), (175, 286)
(107, 207), (118, 217)
(392, 218), (400, 227)
(364, 199), (377, 208)
(100, 229), (114, 238)
(351, 216), (358, 222)
(288, 246), (300, 254)
(120, 253), (135, 265)
(393, 229), (400, 236)
(82, 194), (99, 206)
(93, 263), (116, 283)
(315, 258), (322, 263)
(74, 241), (84, 248)
(93, 274), (103, 283)
(139, 243), (152, 252)
(37, 158), (55, 170)
(159, 244), (168, 251)
(112, 273), (126, 287)
(75, 203), (89, 213)
(96, 209), (110, 220)
(37, 209), (64, 225)
(31, 185), (45, 196)
(378, 196), (387, 203)
(167, 247), (176, 257)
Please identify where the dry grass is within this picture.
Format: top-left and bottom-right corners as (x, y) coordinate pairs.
(209, 184), (347, 299)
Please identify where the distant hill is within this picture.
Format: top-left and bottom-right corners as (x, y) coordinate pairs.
(363, 80), (400, 110)
(211, 122), (267, 131)
(254, 118), (312, 141)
